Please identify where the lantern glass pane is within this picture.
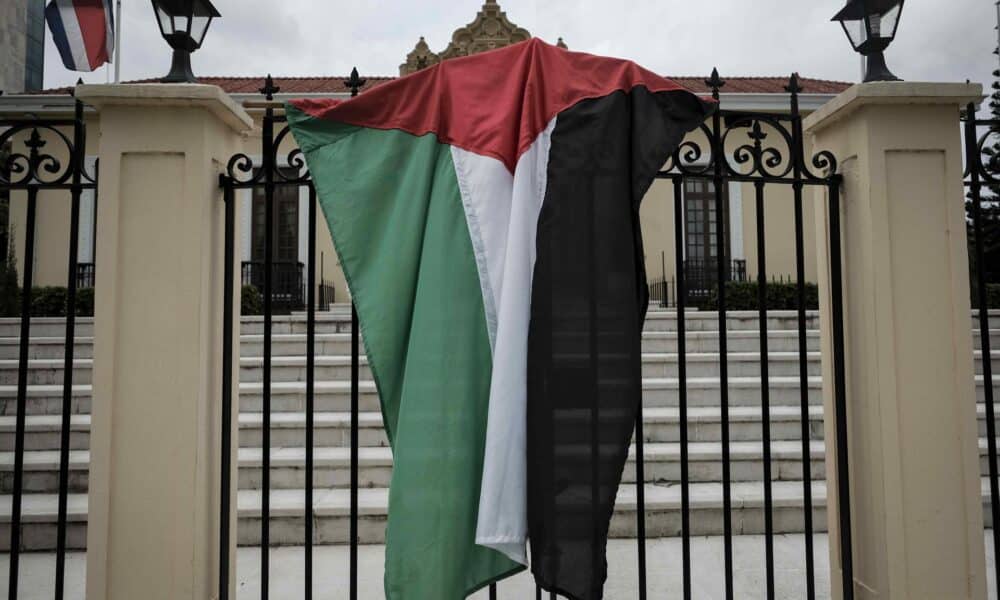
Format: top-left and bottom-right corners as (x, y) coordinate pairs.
(155, 5), (172, 34)
(172, 15), (192, 35)
(882, 4), (901, 38)
(843, 18), (864, 49)
(190, 14), (211, 45)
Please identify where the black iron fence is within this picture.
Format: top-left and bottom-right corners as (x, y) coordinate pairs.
(242, 260), (304, 312)
(76, 262), (95, 289)
(318, 279), (335, 311)
(654, 71), (852, 600)
(2, 98), (98, 600)
(963, 105), (1000, 599)
(216, 71), (853, 600)
(648, 258), (747, 308)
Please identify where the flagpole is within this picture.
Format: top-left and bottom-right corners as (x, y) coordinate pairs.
(114, 0), (122, 83)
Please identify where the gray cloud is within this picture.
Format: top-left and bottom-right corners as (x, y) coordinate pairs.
(44, 0), (995, 97)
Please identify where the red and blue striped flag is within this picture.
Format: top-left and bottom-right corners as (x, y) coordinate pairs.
(45, 0), (115, 72)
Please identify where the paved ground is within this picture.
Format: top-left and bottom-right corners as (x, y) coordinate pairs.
(3, 532), (997, 599)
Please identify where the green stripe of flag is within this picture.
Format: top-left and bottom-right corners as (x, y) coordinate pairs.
(287, 104), (522, 598)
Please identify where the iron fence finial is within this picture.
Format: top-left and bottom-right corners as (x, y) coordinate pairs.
(706, 68), (725, 100)
(345, 68), (366, 98)
(259, 75), (280, 101)
(785, 73), (803, 96)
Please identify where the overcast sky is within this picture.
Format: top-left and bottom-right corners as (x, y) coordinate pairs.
(43, 0), (999, 96)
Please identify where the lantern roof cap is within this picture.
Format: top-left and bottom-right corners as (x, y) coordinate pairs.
(153, 0), (221, 18)
(832, 0), (902, 21)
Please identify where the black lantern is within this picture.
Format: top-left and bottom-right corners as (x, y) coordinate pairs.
(832, 0), (904, 82)
(151, 0), (221, 83)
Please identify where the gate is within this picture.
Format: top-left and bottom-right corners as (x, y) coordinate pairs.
(3, 97), (98, 600)
(217, 71), (853, 599)
(963, 105), (1000, 600)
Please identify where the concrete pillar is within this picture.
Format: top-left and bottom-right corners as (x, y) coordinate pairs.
(75, 84), (251, 600)
(806, 82), (986, 600)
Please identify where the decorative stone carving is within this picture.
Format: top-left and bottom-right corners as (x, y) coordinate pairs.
(438, 0), (531, 61)
(399, 37), (441, 76)
(400, 1), (562, 76)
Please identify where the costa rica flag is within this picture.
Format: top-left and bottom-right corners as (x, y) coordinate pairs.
(45, 0), (115, 72)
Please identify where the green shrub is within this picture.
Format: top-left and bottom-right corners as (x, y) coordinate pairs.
(695, 281), (819, 311)
(27, 286), (95, 317)
(973, 283), (1000, 309)
(0, 240), (18, 317)
(241, 284), (263, 316)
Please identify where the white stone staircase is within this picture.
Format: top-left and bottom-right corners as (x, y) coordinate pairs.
(1, 308), (999, 551)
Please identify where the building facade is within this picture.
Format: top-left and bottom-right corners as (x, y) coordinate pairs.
(0, 0), (45, 94)
(0, 0), (850, 308)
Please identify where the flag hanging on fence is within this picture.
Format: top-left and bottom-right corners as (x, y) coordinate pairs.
(287, 38), (714, 600)
(45, 0), (115, 73)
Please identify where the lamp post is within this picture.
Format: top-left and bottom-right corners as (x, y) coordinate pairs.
(151, 0), (221, 83)
(832, 0), (904, 83)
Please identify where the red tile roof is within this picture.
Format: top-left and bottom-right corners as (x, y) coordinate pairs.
(670, 76), (851, 95)
(39, 74), (850, 96)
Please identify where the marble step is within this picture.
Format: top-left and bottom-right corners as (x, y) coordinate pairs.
(7, 376), (1000, 417)
(0, 405), (828, 453)
(0, 479), (833, 551)
(0, 439), (828, 494)
(2, 310), (998, 340)
(0, 329), (826, 361)
(0, 351), (846, 386)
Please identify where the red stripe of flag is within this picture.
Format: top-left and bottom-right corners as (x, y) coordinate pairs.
(73, 0), (110, 70)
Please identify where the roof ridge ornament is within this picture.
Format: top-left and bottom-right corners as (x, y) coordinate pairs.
(399, 0), (532, 75)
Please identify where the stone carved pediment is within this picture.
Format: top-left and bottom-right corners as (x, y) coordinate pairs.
(400, 1), (564, 76)
(438, 0), (531, 61)
(400, 37), (441, 76)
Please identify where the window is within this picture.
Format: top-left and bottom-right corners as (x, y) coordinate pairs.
(251, 168), (299, 264)
(683, 178), (729, 261)
(24, 1), (46, 92)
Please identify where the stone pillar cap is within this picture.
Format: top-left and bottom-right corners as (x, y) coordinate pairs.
(804, 81), (984, 134)
(76, 83), (253, 134)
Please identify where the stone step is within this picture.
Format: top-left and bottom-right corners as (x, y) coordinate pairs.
(7, 376), (1000, 417)
(4, 470), (998, 551)
(9, 400), (1000, 457)
(0, 351), (864, 386)
(7, 325), (1000, 362)
(10, 325), (1000, 362)
(0, 311), (826, 339)
(35, 349), (1000, 387)
(0, 405), (827, 453)
(0, 440), (826, 494)
(0, 329), (826, 361)
(3, 310), (998, 339)
(1, 480), (832, 550)
(10, 432), (1000, 496)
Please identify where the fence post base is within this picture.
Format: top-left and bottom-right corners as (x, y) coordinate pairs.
(76, 84), (251, 600)
(806, 81), (986, 600)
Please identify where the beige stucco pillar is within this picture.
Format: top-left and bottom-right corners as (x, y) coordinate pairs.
(75, 84), (251, 600)
(806, 82), (986, 600)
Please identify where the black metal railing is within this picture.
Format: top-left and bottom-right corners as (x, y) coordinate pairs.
(684, 257), (747, 299)
(3, 98), (98, 600)
(647, 275), (675, 308)
(648, 257), (747, 308)
(656, 71), (852, 600)
(963, 105), (1000, 599)
(76, 262), (95, 289)
(318, 279), (335, 311)
(242, 260), (304, 312)
(216, 71), (852, 600)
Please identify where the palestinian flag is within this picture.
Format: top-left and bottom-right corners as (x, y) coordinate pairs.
(287, 38), (714, 600)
